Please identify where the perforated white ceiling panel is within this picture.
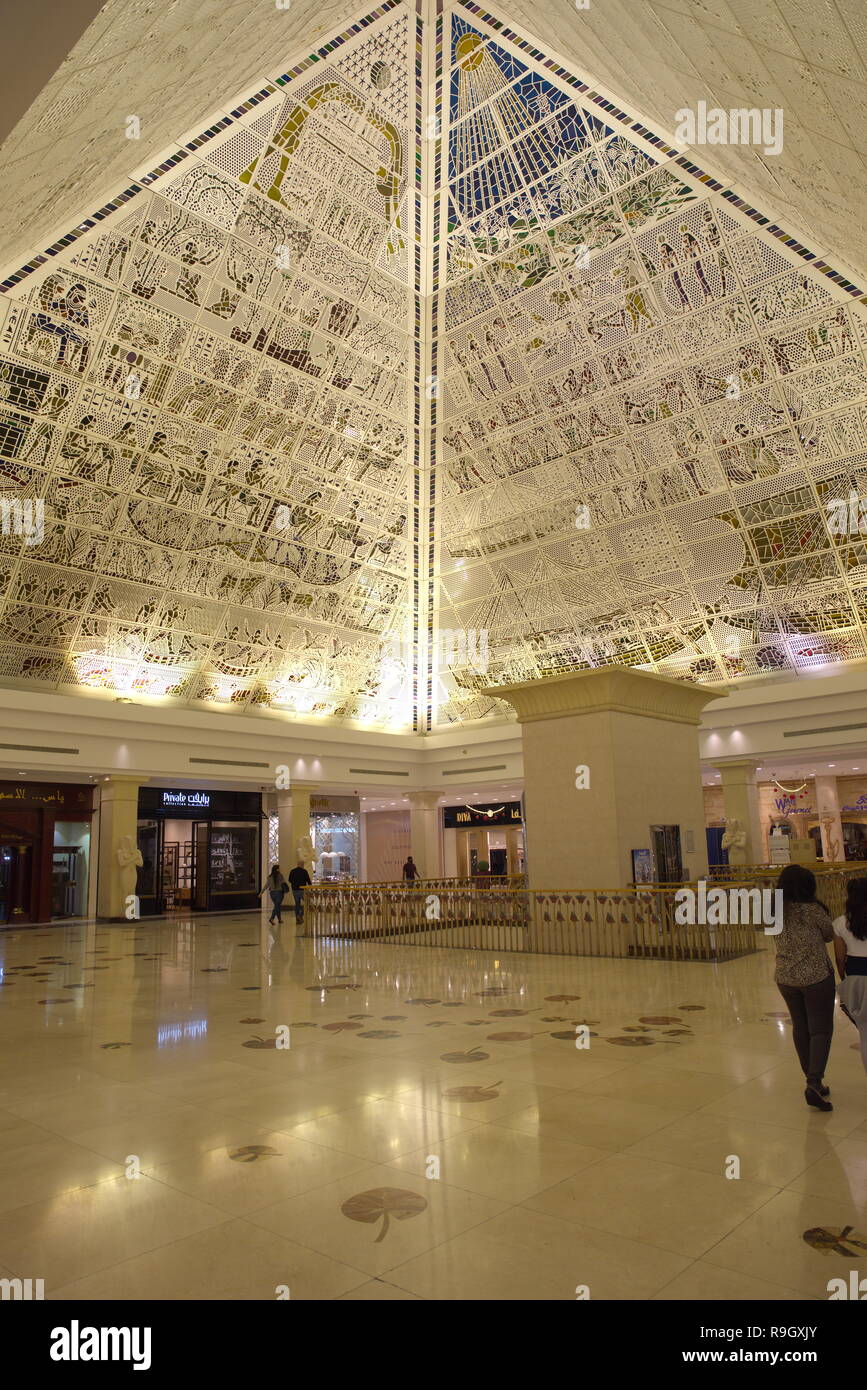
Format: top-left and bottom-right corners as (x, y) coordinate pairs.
(0, 0), (865, 734)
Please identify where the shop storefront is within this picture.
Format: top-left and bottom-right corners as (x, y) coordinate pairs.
(0, 780), (94, 924)
(136, 788), (263, 915)
(442, 801), (524, 877)
(310, 795), (359, 882)
(837, 794), (867, 859)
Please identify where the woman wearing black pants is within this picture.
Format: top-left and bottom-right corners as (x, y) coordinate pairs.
(774, 865), (836, 1112)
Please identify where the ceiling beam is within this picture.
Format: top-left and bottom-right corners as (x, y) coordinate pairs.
(0, 0), (107, 147)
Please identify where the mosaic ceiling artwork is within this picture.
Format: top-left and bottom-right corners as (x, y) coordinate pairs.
(430, 7), (867, 727)
(0, 0), (866, 733)
(0, 7), (419, 727)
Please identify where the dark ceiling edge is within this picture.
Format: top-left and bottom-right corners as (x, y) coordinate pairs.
(0, 0), (108, 148)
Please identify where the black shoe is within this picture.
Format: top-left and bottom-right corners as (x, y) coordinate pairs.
(818, 1082), (830, 1097)
(805, 1085), (833, 1111)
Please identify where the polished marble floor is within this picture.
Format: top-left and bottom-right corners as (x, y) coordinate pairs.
(0, 911), (865, 1301)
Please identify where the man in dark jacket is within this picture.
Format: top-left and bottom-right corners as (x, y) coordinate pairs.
(288, 861), (312, 922)
(402, 856), (419, 883)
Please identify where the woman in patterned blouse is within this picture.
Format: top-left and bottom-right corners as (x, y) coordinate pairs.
(774, 864), (836, 1112)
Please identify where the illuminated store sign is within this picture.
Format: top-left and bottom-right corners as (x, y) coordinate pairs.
(442, 801), (522, 829)
(161, 791), (210, 809)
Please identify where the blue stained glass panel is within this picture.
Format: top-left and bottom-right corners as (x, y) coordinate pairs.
(509, 72), (572, 117)
(510, 106), (590, 184)
(445, 194), (465, 236)
(450, 12), (483, 50)
(482, 39), (529, 84)
(453, 148), (524, 220)
(494, 73), (573, 142)
(583, 114), (614, 143)
(448, 102), (503, 179)
(449, 20), (529, 122)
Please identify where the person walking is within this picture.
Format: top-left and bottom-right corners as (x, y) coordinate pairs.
(260, 864), (288, 925)
(402, 855), (419, 883)
(832, 877), (867, 1076)
(773, 864), (836, 1111)
(287, 860), (312, 924)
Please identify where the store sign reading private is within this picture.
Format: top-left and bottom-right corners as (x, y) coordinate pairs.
(161, 791), (211, 809)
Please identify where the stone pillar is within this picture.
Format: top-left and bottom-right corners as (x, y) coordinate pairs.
(815, 774), (845, 863)
(713, 760), (763, 866)
(408, 792), (441, 879)
(492, 669), (725, 891)
(97, 775), (146, 920)
(277, 783), (317, 877)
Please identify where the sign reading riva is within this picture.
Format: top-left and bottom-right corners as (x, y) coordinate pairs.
(442, 802), (522, 829)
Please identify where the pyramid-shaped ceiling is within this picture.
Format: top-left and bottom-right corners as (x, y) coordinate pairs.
(0, 1), (865, 734)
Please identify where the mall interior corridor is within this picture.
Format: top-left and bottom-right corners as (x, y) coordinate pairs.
(0, 908), (865, 1302)
(1, 0), (867, 1342)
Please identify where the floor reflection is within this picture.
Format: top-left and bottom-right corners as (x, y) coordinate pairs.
(0, 910), (864, 1300)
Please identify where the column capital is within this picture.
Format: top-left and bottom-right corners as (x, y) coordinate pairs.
(490, 668), (727, 726)
(711, 759), (761, 781)
(275, 782), (319, 806)
(98, 775), (147, 801)
(408, 791), (439, 810)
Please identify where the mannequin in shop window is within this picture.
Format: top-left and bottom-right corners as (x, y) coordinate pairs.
(317, 833), (340, 881)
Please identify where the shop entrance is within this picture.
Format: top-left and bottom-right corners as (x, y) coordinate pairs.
(0, 842), (32, 923)
(651, 824), (684, 883)
(136, 789), (262, 916)
(0, 784), (93, 925)
(442, 802), (525, 880)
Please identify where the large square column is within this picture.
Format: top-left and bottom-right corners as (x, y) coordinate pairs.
(96, 775), (147, 920)
(493, 669), (725, 890)
(408, 792), (441, 879)
(277, 783), (318, 876)
(712, 759), (763, 865)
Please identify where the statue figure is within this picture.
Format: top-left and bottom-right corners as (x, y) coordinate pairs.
(116, 834), (143, 900)
(721, 817), (747, 866)
(819, 813), (841, 864)
(296, 833), (315, 875)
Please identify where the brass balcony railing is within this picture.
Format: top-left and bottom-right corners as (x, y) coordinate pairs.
(303, 882), (741, 960)
(301, 864), (867, 961)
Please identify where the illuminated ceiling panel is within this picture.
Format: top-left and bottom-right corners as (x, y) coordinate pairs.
(0, 1), (865, 735)
(431, 8), (867, 727)
(0, 7), (418, 730)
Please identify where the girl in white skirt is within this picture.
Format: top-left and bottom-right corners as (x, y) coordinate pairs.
(833, 878), (867, 1076)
